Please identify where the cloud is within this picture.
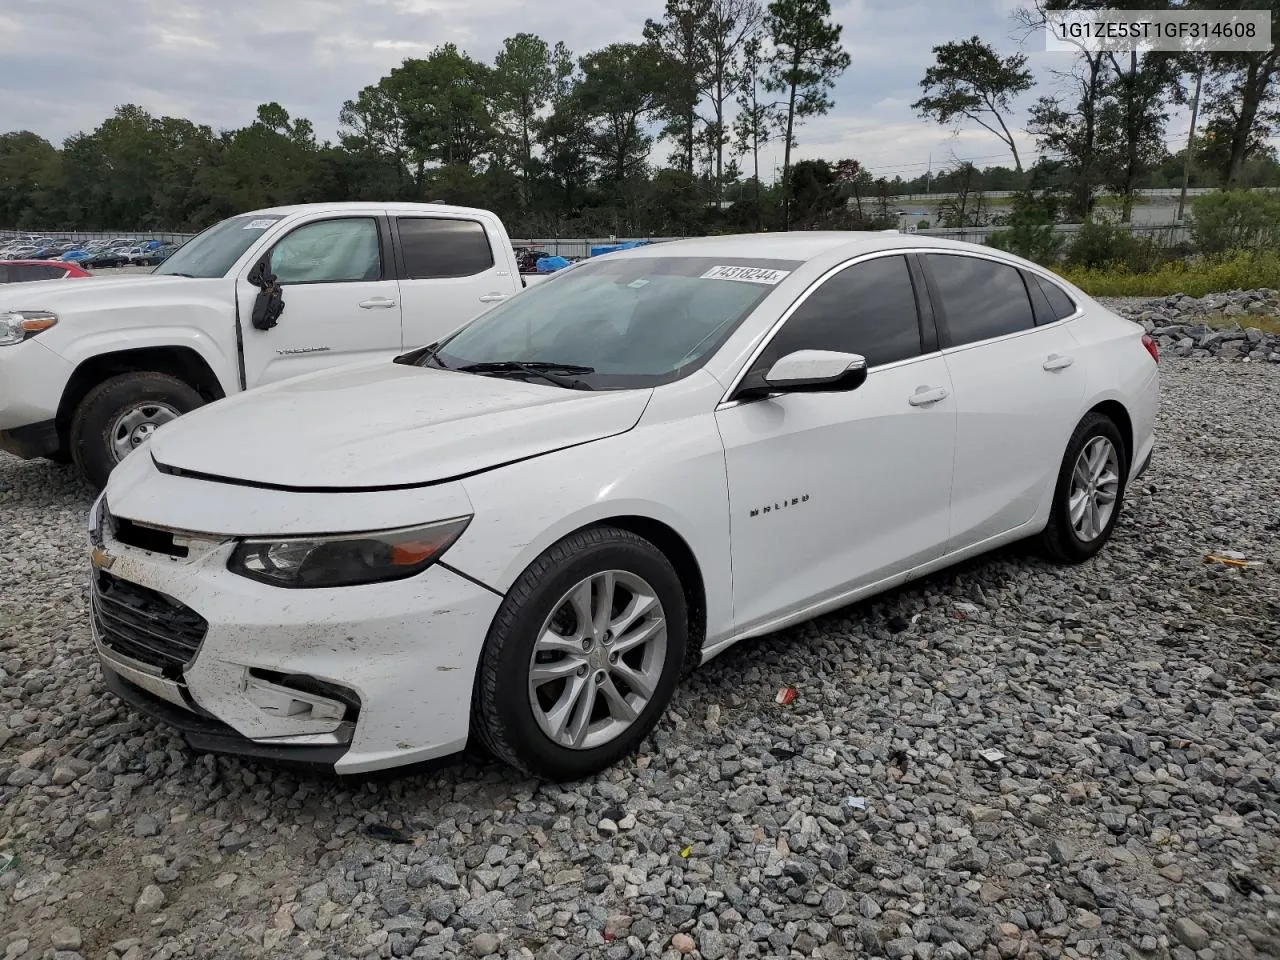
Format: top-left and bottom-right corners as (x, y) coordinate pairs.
(1, 0), (1191, 176)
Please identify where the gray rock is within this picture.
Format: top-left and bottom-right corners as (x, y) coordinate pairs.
(1171, 918), (1210, 951)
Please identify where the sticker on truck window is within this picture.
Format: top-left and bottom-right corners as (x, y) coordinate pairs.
(243, 219), (277, 230)
(700, 265), (791, 285)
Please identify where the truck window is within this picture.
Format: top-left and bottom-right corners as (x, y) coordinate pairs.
(268, 218), (383, 284)
(397, 218), (495, 279)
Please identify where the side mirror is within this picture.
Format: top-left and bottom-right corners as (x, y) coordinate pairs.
(736, 350), (868, 400)
(248, 256), (285, 331)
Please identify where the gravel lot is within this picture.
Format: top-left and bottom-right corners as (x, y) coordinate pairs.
(2, 358), (1278, 960)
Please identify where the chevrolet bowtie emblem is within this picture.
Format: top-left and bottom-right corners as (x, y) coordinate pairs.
(91, 547), (115, 570)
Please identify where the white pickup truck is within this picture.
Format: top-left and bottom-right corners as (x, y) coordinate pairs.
(0, 201), (537, 488)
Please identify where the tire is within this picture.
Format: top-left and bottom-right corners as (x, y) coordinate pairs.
(1039, 412), (1129, 564)
(70, 372), (205, 490)
(471, 526), (688, 781)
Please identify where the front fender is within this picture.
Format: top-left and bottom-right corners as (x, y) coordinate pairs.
(51, 323), (239, 398)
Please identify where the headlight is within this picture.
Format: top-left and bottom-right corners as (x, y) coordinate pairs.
(0, 311), (58, 346)
(227, 517), (471, 589)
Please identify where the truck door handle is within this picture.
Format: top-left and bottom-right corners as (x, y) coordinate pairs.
(478, 293), (508, 303)
(359, 297), (397, 309)
(908, 386), (949, 407)
(1043, 353), (1074, 371)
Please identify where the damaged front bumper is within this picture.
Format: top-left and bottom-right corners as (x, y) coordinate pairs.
(87, 489), (504, 775)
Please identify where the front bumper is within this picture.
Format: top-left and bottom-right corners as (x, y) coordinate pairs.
(0, 339), (73, 456)
(88, 493), (504, 775)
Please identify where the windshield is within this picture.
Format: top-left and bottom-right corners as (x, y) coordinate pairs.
(153, 213), (284, 278)
(426, 255), (801, 390)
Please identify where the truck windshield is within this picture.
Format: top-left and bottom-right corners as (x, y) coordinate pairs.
(153, 214), (284, 279)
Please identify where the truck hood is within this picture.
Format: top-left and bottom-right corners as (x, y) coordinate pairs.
(0, 274), (216, 311)
(147, 361), (653, 490)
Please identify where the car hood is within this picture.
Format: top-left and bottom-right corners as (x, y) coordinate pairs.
(147, 361), (654, 490)
(0, 274), (213, 309)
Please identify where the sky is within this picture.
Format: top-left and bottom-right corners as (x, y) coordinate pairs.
(0, 0), (1199, 182)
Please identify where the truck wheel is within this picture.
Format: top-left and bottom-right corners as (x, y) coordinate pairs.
(70, 372), (205, 490)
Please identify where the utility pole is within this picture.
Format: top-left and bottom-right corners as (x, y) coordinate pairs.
(1176, 67), (1203, 224)
(926, 152), (932, 195)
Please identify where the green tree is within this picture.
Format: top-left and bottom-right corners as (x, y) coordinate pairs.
(1189, 0), (1280, 186)
(643, 0), (713, 174)
(912, 36), (1033, 173)
(700, 0), (764, 202)
(763, 0), (851, 229)
(733, 34), (783, 229)
(0, 132), (61, 227)
(492, 34), (568, 203)
(574, 44), (667, 186)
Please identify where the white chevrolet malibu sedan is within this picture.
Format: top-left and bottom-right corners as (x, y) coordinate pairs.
(88, 232), (1160, 780)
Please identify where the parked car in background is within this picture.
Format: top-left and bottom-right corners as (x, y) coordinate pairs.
(0, 201), (530, 488)
(85, 232), (1159, 779)
(0, 260), (92, 282)
(132, 242), (180, 266)
(82, 249), (132, 269)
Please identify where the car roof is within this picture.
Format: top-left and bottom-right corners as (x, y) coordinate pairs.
(244, 201), (496, 218)
(612, 231), (1016, 264)
(5, 260), (79, 267)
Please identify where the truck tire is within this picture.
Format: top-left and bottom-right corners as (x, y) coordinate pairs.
(70, 372), (206, 490)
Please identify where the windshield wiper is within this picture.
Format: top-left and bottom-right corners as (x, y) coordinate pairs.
(456, 361), (595, 390)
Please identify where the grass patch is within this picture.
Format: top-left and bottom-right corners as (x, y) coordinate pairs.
(1201, 312), (1280, 334)
(1054, 249), (1280, 298)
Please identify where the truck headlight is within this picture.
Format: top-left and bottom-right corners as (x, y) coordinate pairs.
(0, 311), (58, 346)
(227, 517), (471, 588)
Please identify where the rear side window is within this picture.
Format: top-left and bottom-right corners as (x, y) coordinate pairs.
(926, 254), (1036, 346)
(767, 254), (923, 368)
(1035, 274), (1078, 321)
(397, 218), (495, 279)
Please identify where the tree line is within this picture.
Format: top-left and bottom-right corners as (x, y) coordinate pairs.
(1, 0), (1278, 238)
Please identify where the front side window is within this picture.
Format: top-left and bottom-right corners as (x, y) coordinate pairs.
(926, 254), (1036, 346)
(425, 256), (800, 390)
(764, 255), (923, 368)
(269, 218), (382, 284)
(398, 218), (494, 279)
(153, 213), (284, 278)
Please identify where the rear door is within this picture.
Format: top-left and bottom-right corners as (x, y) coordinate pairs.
(922, 252), (1086, 550)
(391, 214), (514, 350)
(236, 213), (404, 387)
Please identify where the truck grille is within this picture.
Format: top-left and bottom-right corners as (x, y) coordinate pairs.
(91, 572), (208, 678)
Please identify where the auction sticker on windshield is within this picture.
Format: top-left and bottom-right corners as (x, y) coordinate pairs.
(243, 219), (277, 230)
(700, 265), (791, 285)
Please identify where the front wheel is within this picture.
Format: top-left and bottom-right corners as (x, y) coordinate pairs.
(1039, 412), (1130, 564)
(471, 527), (688, 781)
(70, 372), (206, 490)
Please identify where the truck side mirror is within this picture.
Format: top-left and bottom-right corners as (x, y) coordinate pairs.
(248, 256), (285, 331)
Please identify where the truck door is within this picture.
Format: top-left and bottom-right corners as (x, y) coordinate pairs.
(236, 214), (403, 387)
(391, 215), (515, 350)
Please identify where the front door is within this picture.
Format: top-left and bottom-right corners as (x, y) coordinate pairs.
(237, 215), (403, 387)
(715, 253), (958, 635)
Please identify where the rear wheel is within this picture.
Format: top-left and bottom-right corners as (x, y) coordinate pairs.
(1039, 412), (1129, 564)
(471, 527), (687, 781)
(70, 372), (205, 490)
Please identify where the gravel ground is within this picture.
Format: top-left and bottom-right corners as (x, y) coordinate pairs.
(2, 359), (1278, 960)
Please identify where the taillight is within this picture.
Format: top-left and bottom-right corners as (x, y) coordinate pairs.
(1141, 333), (1159, 364)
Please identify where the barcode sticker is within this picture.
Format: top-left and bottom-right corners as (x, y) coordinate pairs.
(243, 219), (276, 230)
(701, 265), (791, 285)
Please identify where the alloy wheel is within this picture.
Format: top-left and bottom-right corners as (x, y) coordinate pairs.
(527, 570), (668, 751)
(1069, 435), (1121, 542)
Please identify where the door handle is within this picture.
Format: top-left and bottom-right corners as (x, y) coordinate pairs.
(359, 297), (397, 309)
(478, 293), (508, 303)
(908, 386), (949, 407)
(1043, 353), (1074, 371)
